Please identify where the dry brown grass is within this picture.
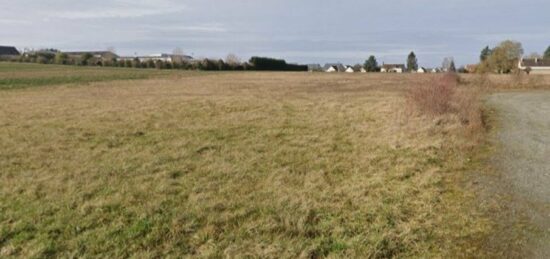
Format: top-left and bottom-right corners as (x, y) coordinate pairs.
(461, 73), (550, 90)
(407, 73), (458, 116)
(407, 73), (485, 139)
(0, 66), (494, 257)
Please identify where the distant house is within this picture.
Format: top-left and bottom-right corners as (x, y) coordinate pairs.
(324, 63), (346, 72)
(464, 64), (478, 73)
(431, 68), (442, 73)
(518, 58), (550, 74)
(380, 64), (406, 73)
(307, 64), (322, 72)
(417, 67), (428, 73)
(0, 46), (20, 57)
(326, 66), (338, 72)
(343, 65), (367, 73)
(64, 51), (119, 61)
(352, 65), (367, 73)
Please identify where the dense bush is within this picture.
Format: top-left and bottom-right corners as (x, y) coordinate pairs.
(54, 53), (69, 65)
(408, 73), (457, 115)
(80, 53), (94, 66)
(407, 73), (483, 131)
(249, 56), (307, 71)
(8, 52), (308, 72)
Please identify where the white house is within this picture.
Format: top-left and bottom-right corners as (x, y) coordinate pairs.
(354, 65), (367, 73)
(381, 64), (406, 73)
(326, 66), (338, 72)
(417, 67), (428, 73)
(345, 66), (355, 73)
(324, 63), (346, 72)
(518, 58), (550, 74)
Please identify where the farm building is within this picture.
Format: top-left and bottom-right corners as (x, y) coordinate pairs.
(0, 46), (20, 57)
(136, 53), (193, 63)
(518, 58), (550, 74)
(64, 51), (119, 60)
(380, 64), (406, 73)
(117, 54), (193, 64)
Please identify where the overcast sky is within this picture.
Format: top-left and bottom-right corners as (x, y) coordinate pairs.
(1, 0), (549, 66)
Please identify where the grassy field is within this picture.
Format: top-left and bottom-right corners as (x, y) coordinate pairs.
(0, 63), (182, 90)
(0, 63), (493, 257)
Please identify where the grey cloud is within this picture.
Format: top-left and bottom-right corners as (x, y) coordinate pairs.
(1, 0), (549, 66)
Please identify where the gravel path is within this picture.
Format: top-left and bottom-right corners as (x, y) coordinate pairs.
(487, 91), (550, 258)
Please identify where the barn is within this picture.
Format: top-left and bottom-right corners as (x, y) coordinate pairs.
(0, 46), (20, 57)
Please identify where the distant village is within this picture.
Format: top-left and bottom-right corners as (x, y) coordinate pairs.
(1, 41), (549, 74)
(308, 64), (443, 74)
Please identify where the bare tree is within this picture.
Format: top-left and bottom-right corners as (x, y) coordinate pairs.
(526, 52), (541, 59)
(442, 57), (455, 72)
(225, 53), (241, 66)
(172, 48), (185, 64)
(173, 47), (184, 56)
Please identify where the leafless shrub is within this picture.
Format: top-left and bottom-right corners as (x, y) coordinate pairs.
(407, 73), (457, 116)
(408, 73), (484, 134)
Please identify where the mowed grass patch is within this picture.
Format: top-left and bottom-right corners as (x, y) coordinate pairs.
(0, 62), (184, 90)
(0, 73), (489, 257)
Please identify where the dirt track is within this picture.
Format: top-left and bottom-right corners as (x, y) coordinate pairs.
(488, 92), (550, 258)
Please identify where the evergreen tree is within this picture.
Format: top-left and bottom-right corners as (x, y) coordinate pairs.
(480, 46), (492, 62)
(364, 55), (378, 72)
(407, 52), (418, 72)
(449, 60), (456, 72)
(442, 57), (455, 72)
(544, 46), (550, 59)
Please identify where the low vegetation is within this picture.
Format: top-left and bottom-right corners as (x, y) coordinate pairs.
(477, 40), (524, 74)
(2, 51), (308, 72)
(0, 63), (516, 257)
(0, 63), (178, 90)
(407, 73), (484, 134)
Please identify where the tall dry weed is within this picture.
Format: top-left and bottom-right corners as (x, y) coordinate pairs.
(407, 73), (458, 116)
(407, 73), (484, 134)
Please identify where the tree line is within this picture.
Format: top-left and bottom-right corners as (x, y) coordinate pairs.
(477, 41), (550, 74)
(3, 51), (308, 72)
(4, 42), (549, 74)
(363, 52), (456, 73)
